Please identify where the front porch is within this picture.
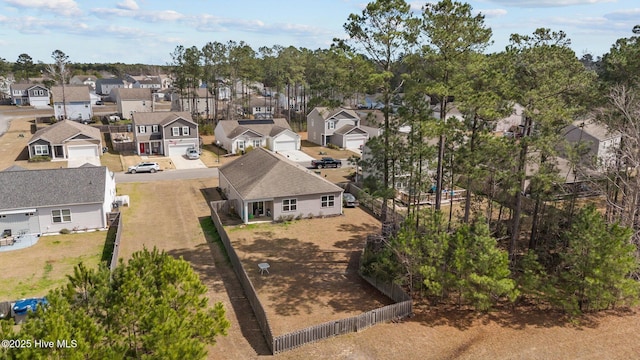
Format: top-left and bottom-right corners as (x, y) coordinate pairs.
(138, 140), (163, 155)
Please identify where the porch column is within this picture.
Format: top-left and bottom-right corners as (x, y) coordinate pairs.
(243, 202), (249, 223)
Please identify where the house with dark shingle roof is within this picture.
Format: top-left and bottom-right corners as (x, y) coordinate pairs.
(51, 85), (92, 122)
(27, 120), (102, 161)
(9, 83), (50, 107)
(214, 118), (300, 154)
(0, 166), (116, 235)
(95, 78), (125, 96)
(307, 107), (369, 150)
(132, 111), (199, 156)
(218, 147), (343, 223)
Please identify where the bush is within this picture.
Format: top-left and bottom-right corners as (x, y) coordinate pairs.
(200, 124), (214, 135)
(29, 155), (51, 162)
(59, 228), (71, 234)
(327, 143), (340, 150)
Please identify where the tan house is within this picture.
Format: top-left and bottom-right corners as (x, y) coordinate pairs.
(112, 88), (154, 119)
(27, 120), (102, 161)
(218, 147), (344, 223)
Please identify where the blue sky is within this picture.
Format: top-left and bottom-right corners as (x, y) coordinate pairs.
(0, 0), (637, 65)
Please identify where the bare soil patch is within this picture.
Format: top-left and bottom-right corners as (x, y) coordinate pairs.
(300, 139), (360, 160)
(227, 208), (391, 335)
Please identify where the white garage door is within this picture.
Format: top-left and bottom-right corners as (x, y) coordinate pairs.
(345, 137), (366, 150)
(273, 140), (297, 152)
(168, 143), (195, 156)
(67, 145), (98, 158)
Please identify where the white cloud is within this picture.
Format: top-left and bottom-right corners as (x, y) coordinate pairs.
(485, 0), (615, 7)
(478, 8), (508, 18)
(91, 7), (185, 22)
(604, 8), (640, 21)
(117, 0), (139, 11)
(4, 0), (81, 16)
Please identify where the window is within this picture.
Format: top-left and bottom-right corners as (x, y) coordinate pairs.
(152, 125), (159, 133)
(328, 121), (335, 129)
(237, 140), (245, 150)
(172, 127), (180, 136)
(253, 139), (261, 147)
(255, 106), (261, 112)
(282, 199), (297, 212)
(182, 126), (189, 136)
(321, 195), (335, 208)
(139, 126), (146, 134)
(34, 144), (49, 155)
(52, 209), (71, 223)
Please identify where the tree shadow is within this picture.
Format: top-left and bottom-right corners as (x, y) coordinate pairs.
(166, 216), (271, 356)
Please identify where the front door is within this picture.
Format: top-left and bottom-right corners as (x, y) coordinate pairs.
(252, 202), (264, 217)
(139, 143), (145, 154)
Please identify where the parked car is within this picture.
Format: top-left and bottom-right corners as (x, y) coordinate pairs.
(343, 193), (359, 208)
(128, 162), (160, 174)
(186, 147), (200, 160)
(13, 297), (48, 315)
(311, 157), (342, 169)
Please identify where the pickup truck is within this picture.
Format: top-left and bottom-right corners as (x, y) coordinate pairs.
(311, 157), (342, 169)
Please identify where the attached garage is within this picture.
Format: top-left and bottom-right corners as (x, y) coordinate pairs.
(345, 137), (366, 150)
(273, 140), (297, 152)
(168, 143), (196, 156)
(67, 145), (99, 158)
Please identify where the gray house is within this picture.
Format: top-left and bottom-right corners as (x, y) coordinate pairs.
(307, 107), (369, 150)
(132, 111), (199, 156)
(112, 88), (154, 119)
(10, 83), (50, 107)
(0, 166), (117, 236)
(218, 147), (344, 223)
(27, 120), (103, 161)
(95, 78), (125, 96)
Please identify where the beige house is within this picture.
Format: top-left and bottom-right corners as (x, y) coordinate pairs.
(27, 120), (102, 161)
(218, 147), (344, 223)
(112, 88), (154, 119)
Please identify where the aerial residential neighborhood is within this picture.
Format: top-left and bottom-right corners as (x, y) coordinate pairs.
(1, 0), (640, 359)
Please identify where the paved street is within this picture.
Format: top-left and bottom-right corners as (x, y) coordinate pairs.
(115, 167), (218, 183)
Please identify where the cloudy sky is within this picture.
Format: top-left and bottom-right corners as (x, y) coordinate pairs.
(0, 0), (637, 65)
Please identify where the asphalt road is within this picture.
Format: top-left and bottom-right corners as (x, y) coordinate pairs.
(115, 167), (218, 183)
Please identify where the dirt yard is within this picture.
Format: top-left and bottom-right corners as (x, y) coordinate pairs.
(227, 208), (391, 335)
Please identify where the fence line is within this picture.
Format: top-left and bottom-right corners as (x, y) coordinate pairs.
(210, 205), (275, 353)
(108, 212), (123, 271)
(210, 201), (413, 354)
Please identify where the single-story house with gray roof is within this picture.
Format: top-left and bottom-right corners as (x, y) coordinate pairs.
(0, 165), (116, 235)
(214, 118), (300, 154)
(218, 147), (343, 223)
(27, 120), (103, 161)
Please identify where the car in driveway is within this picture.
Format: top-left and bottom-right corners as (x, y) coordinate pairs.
(13, 297), (48, 315)
(128, 162), (160, 174)
(343, 193), (359, 207)
(186, 147), (200, 160)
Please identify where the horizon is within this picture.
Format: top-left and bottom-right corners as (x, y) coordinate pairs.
(0, 0), (637, 65)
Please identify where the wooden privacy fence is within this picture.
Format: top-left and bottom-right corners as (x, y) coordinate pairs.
(108, 212), (123, 271)
(209, 205), (275, 353)
(272, 300), (412, 354)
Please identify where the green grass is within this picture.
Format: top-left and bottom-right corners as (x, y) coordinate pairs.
(199, 217), (230, 264)
(0, 232), (106, 300)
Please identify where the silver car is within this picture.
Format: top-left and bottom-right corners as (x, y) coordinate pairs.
(128, 162), (159, 174)
(186, 147), (200, 160)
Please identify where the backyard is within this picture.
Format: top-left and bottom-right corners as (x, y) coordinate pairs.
(0, 231), (107, 300)
(226, 208), (392, 335)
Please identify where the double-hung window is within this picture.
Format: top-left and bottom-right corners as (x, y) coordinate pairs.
(172, 127), (180, 136)
(139, 126), (146, 134)
(182, 126), (190, 136)
(282, 199), (297, 212)
(52, 209), (71, 223)
(34, 145), (49, 155)
(321, 195), (335, 208)
(152, 125), (159, 133)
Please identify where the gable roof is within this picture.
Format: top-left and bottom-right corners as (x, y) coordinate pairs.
(334, 125), (368, 136)
(96, 78), (124, 85)
(219, 147), (342, 200)
(0, 166), (110, 210)
(218, 118), (292, 139)
(113, 88), (152, 101)
(28, 120), (101, 145)
(10, 83), (47, 92)
(51, 85), (91, 102)
(569, 119), (620, 142)
(313, 107), (359, 120)
(132, 111), (195, 126)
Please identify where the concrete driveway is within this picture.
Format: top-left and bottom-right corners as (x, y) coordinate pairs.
(67, 156), (101, 168)
(275, 150), (315, 163)
(170, 155), (207, 170)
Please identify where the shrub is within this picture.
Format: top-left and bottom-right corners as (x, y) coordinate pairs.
(200, 124), (214, 135)
(29, 155), (51, 162)
(59, 228), (71, 234)
(327, 143), (340, 150)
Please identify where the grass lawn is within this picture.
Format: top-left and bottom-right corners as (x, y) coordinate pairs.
(0, 231), (107, 300)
